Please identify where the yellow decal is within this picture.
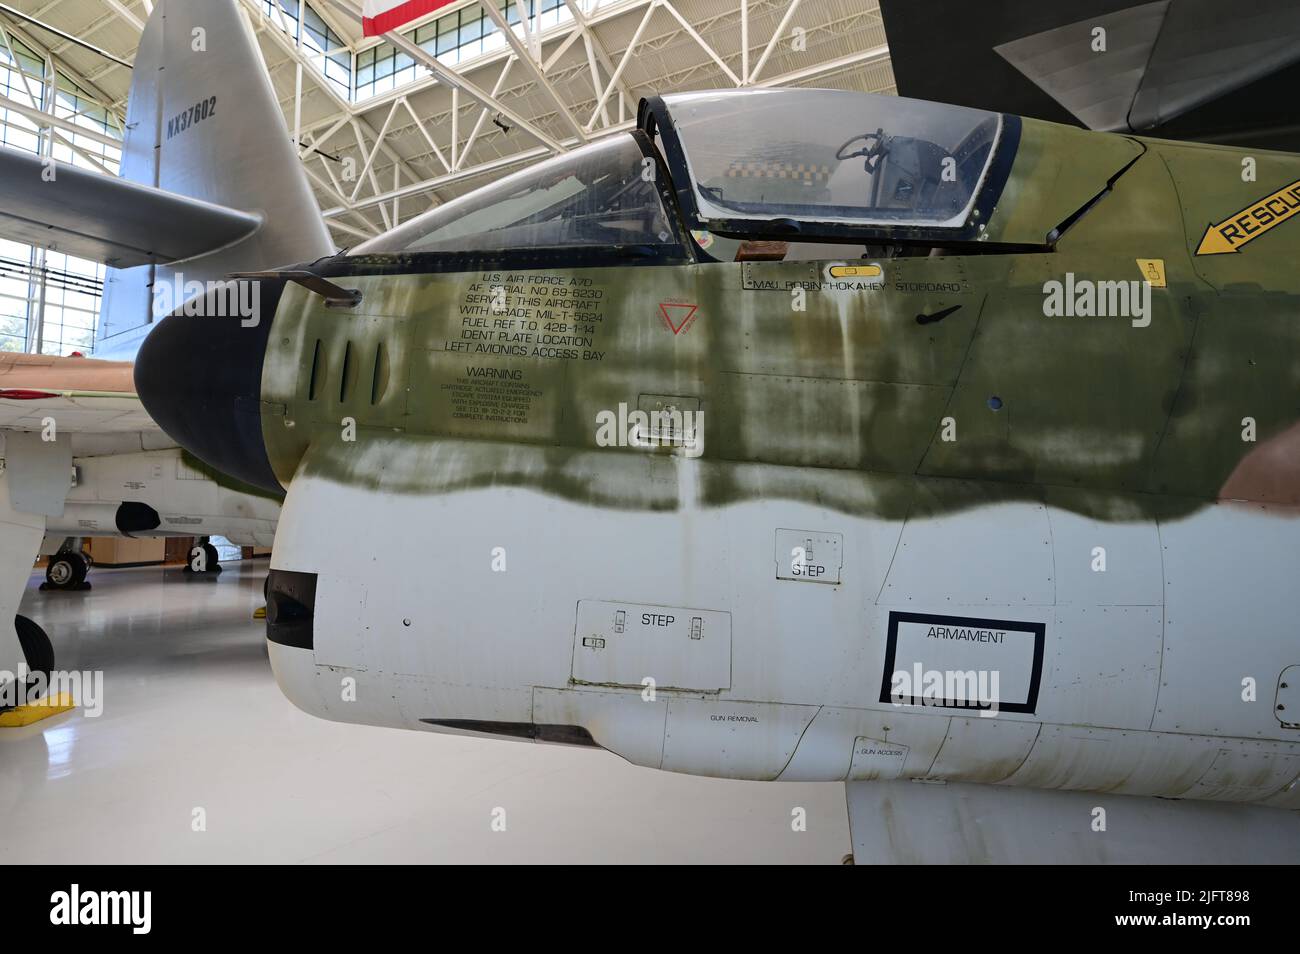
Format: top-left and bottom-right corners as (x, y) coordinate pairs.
(1136, 259), (1166, 287)
(828, 264), (883, 278)
(1196, 178), (1300, 255)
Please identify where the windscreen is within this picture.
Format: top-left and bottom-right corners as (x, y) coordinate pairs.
(354, 133), (677, 255)
(662, 89), (1002, 228)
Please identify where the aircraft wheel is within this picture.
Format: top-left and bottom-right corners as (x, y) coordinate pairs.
(184, 542), (223, 575)
(45, 551), (89, 590)
(15, 614), (54, 686)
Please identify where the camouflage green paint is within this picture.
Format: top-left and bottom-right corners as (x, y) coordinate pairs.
(257, 117), (1300, 522)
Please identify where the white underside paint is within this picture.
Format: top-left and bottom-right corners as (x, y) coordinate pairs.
(845, 778), (1300, 864)
(50, 448), (280, 546)
(268, 446), (1300, 836)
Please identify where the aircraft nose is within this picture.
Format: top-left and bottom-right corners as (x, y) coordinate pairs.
(134, 278), (286, 494)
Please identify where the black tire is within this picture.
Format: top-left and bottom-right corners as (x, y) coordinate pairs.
(45, 552), (88, 589)
(15, 614), (54, 684)
(185, 542), (221, 573)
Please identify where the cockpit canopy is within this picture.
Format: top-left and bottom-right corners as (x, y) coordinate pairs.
(655, 89), (1002, 230)
(352, 88), (1011, 260)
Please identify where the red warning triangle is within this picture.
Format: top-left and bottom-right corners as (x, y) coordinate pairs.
(659, 302), (698, 334)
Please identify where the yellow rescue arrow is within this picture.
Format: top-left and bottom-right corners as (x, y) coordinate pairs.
(1196, 178), (1300, 255)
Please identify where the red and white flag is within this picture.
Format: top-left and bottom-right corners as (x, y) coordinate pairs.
(361, 0), (455, 36)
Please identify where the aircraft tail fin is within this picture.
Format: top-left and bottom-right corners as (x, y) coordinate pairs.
(97, 0), (334, 355)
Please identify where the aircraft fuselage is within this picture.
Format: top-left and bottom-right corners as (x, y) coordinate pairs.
(138, 99), (1300, 812)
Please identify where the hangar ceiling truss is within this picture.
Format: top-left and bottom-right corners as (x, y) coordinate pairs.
(0, 0), (894, 246)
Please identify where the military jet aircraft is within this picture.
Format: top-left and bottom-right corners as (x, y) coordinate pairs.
(136, 50), (1300, 859)
(0, 0), (1234, 860)
(0, 0), (336, 690)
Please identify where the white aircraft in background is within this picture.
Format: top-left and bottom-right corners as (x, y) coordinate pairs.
(0, 0), (331, 687)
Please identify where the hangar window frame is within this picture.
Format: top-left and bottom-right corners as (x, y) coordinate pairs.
(0, 29), (118, 355)
(354, 0), (567, 102)
(264, 0), (352, 99)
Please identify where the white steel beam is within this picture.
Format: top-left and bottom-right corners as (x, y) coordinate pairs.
(748, 0), (802, 83)
(0, 18), (123, 120)
(657, 0), (740, 87)
(584, 0), (657, 132)
(0, 91), (121, 148)
(300, 113), (350, 161)
(563, 0), (634, 129)
(479, 0), (585, 142)
(739, 0), (747, 84)
(322, 0), (566, 153)
(348, 97), (401, 201)
(400, 96), (452, 174)
(103, 0), (145, 33)
(456, 54), (513, 173)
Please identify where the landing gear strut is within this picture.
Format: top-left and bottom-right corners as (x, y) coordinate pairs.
(183, 536), (222, 577)
(40, 539), (92, 592)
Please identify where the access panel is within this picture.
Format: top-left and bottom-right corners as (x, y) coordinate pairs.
(571, 599), (731, 692)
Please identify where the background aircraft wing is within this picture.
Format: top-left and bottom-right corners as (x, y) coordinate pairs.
(0, 143), (262, 269)
(0, 391), (155, 435)
(0, 354), (170, 517)
(879, 0), (1300, 152)
(0, 353), (171, 456)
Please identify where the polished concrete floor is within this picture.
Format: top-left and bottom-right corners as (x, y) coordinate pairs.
(2, 560), (849, 863)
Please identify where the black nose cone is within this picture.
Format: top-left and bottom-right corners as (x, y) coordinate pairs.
(135, 279), (285, 495)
